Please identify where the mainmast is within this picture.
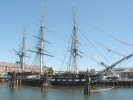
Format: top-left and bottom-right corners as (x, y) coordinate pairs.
(70, 4), (80, 74)
(39, 2), (45, 74)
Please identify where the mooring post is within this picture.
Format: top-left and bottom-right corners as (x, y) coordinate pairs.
(42, 71), (48, 88)
(19, 71), (24, 86)
(0, 79), (4, 84)
(18, 77), (21, 86)
(10, 71), (16, 88)
(84, 69), (91, 95)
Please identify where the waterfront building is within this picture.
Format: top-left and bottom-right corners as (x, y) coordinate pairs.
(0, 62), (47, 73)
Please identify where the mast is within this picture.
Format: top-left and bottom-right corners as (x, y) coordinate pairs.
(38, 1), (45, 74)
(13, 23), (26, 72)
(28, 1), (53, 75)
(21, 24), (26, 72)
(70, 3), (80, 74)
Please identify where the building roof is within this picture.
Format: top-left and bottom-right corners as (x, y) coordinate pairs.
(0, 62), (45, 69)
(122, 68), (133, 72)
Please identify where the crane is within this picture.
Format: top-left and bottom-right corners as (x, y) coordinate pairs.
(90, 52), (133, 84)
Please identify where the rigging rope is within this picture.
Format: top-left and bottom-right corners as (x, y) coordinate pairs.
(77, 28), (125, 57)
(45, 27), (68, 43)
(45, 27), (74, 72)
(78, 50), (101, 65)
(59, 31), (74, 72)
(78, 16), (133, 47)
(120, 57), (133, 68)
(77, 28), (110, 63)
(53, 56), (81, 71)
(107, 33), (133, 47)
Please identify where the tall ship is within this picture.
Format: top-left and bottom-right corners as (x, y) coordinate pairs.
(50, 4), (133, 86)
(10, 1), (133, 87)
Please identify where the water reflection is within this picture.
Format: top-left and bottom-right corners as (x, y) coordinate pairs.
(84, 95), (91, 100)
(40, 87), (48, 100)
(0, 85), (133, 100)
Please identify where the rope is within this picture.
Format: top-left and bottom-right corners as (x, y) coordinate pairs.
(79, 50), (101, 65)
(78, 16), (133, 48)
(45, 28), (68, 44)
(78, 28), (125, 57)
(78, 28), (110, 63)
(53, 56), (81, 71)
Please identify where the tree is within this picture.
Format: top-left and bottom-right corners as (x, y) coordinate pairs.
(43, 66), (54, 74)
(16, 61), (20, 64)
(48, 67), (54, 74)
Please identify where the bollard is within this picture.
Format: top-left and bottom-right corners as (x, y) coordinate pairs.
(84, 69), (91, 95)
(18, 79), (21, 85)
(42, 73), (48, 87)
(10, 71), (16, 89)
(84, 84), (91, 95)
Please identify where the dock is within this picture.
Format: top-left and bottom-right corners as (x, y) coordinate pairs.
(96, 80), (133, 87)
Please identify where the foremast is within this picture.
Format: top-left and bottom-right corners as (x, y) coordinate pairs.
(28, 1), (52, 75)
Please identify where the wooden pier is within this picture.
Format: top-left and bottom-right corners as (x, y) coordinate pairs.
(96, 80), (133, 87)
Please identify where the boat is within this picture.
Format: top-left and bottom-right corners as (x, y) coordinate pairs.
(12, 1), (133, 87)
(50, 3), (133, 86)
(51, 36), (133, 86)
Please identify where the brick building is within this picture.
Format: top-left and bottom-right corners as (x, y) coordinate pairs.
(0, 62), (47, 73)
(121, 68), (133, 79)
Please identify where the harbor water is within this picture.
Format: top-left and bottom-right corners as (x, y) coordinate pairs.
(0, 84), (133, 100)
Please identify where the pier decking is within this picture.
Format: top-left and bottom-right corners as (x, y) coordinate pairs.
(96, 80), (133, 87)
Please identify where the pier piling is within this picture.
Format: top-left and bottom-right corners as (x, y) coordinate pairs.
(10, 71), (16, 88)
(42, 72), (48, 88)
(84, 84), (91, 95)
(84, 69), (91, 95)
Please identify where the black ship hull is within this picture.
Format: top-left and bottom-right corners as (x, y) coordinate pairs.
(51, 80), (86, 86)
(51, 73), (86, 86)
(51, 73), (101, 86)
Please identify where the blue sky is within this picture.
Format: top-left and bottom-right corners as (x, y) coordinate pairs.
(0, 0), (133, 71)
